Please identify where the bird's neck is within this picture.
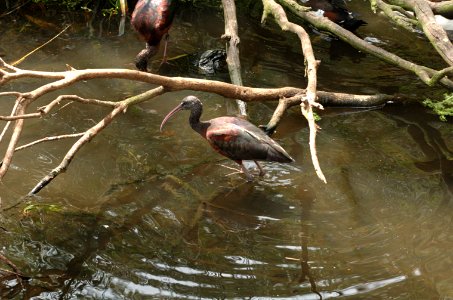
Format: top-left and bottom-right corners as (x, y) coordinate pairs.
(189, 105), (209, 135)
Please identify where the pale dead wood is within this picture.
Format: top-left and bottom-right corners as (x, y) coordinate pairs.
(412, 0), (453, 66)
(0, 100), (19, 143)
(29, 87), (165, 195)
(262, 0), (326, 183)
(11, 24), (71, 67)
(374, 0), (453, 77)
(389, 0), (453, 18)
(15, 133), (85, 152)
(265, 92), (392, 132)
(0, 58), (304, 101)
(0, 58), (400, 193)
(280, 0), (453, 88)
(0, 95), (116, 121)
(221, 0), (247, 116)
(372, 0), (419, 32)
(0, 103), (26, 179)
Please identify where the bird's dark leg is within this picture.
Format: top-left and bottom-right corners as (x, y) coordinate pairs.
(160, 33), (170, 65)
(254, 161), (265, 177)
(135, 43), (158, 72)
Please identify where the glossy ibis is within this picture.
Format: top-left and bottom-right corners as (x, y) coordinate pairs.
(131, 0), (178, 71)
(305, 0), (366, 31)
(160, 96), (294, 181)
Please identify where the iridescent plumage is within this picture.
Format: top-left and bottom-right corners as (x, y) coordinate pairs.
(160, 96), (294, 181)
(131, 0), (178, 71)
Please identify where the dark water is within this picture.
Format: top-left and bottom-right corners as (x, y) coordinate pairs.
(1, 2), (453, 299)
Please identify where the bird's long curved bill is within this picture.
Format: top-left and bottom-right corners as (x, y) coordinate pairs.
(160, 103), (183, 132)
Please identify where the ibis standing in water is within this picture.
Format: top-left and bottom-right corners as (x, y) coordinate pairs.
(131, 0), (178, 71)
(160, 96), (294, 181)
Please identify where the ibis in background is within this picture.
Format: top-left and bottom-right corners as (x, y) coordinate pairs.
(304, 0), (366, 31)
(131, 0), (178, 71)
(160, 96), (295, 181)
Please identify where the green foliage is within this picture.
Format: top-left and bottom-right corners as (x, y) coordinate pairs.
(32, 0), (88, 10)
(423, 93), (453, 122)
(23, 203), (63, 215)
(102, 0), (121, 16)
(313, 112), (321, 122)
(31, 0), (123, 14)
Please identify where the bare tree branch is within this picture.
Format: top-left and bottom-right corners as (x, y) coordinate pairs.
(279, 0), (453, 88)
(262, 0), (326, 183)
(0, 95), (117, 121)
(412, 0), (453, 66)
(14, 133), (85, 152)
(221, 0), (247, 116)
(0, 58), (400, 192)
(0, 100), (19, 143)
(29, 87), (166, 195)
(372, 0), (419, 32)
(0, 102), (26, 179)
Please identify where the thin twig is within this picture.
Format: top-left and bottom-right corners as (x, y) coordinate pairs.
(262, 0), (326, 183)
(0, 58), (399, 185)
(11, 24), (72, 67)
(0, 100), (19, 143)
(0, 253), (19, 274)
(29, 87), (165, 195)
(0, 95), (116, 121)
(0, 103), (26, 179)
(15, 133), (85, 152)
(221, 0), (247, 116)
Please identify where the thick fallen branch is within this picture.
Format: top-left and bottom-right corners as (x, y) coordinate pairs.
(262, 0), (326, 182)
(280, 0), (453, 88)
(372, 0), (419, 32)
(265, 92), (392, 133)
(388, 0), (453, 18)
(221, 0), (247, 116)
(430, 1), (453, 17)
(391, 0), (453, 66)
(0, 58), (400, 193)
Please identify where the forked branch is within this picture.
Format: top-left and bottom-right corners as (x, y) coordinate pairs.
(279, 0), (453, 88)
(29, 87), (165, 194)
(262, 0), (326, 183)
(0, 58), (399, 193)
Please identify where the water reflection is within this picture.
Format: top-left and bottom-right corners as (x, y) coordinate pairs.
(1, 2), (453, 299)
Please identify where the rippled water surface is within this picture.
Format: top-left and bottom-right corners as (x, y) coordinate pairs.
(1, 2), (453, 299)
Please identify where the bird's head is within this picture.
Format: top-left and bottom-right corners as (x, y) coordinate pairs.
(160, 96), (202, 132)
(179, 95), (202, 110)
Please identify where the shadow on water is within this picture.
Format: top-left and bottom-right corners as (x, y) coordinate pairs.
(1, 170), (321, 299)
(384, 104), (453, 206)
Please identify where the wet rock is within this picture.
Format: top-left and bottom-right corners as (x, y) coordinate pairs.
(191, 49), (227, 75)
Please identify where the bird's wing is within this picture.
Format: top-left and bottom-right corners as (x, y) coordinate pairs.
(206, 124), (293, 162)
